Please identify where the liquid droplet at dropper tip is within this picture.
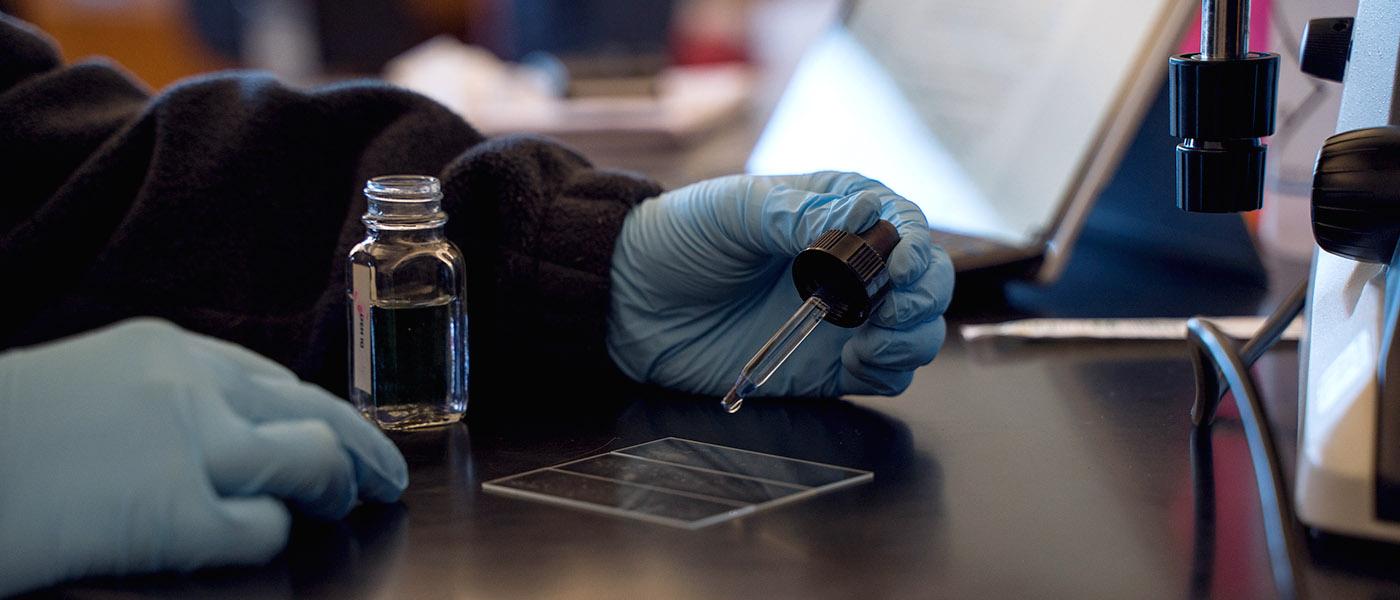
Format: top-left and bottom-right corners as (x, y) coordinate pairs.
(721, 388), (744, 414)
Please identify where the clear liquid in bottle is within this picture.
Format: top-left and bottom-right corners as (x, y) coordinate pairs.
(366, 297), (464, 429)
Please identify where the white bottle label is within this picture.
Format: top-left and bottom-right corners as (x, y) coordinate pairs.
(351, 264), (373, 395)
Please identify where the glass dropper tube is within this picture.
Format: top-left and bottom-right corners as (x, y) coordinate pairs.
(721, 296), (832, 413)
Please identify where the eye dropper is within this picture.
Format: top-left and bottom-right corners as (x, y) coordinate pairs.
(721, 220), (900, 413)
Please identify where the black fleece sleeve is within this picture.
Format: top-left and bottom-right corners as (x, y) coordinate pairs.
(442, 137), (662, 400)
(0, 13), (660, 403)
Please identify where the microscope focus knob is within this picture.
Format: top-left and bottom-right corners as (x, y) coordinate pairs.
(1312, 126), (1400, 263)
(1299, 17), (1354, 83)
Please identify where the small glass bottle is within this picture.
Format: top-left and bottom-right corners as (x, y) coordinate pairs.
(347, 175), (467, 430)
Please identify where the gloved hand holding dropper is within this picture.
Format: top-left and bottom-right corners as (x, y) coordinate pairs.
(608, 171), (955, 402)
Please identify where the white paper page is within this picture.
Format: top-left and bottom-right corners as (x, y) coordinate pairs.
(847, 0), (1173, 241)
(751, 0), (1177, 245)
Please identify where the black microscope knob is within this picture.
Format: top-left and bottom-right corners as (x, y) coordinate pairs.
(1300, 17), (1354, 83)
(1312, 126), (1400, 263)
(1176, 140), (1267, 213)
(1169, 52), (1279, 213)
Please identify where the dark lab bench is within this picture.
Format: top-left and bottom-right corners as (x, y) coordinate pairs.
(37, 319), (1400, 599)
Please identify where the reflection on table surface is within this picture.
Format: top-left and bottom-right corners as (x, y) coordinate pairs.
(42, 334), (1400, 599)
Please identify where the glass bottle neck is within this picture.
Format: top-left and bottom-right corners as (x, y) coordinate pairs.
(361, 175), (447, 238)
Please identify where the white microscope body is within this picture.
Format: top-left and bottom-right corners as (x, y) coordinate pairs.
(1295, 0), (1400, 542)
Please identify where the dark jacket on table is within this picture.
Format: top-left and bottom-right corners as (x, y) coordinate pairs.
(0, 14), (663, 401)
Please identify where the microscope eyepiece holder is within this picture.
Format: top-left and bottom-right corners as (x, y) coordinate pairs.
(1169, 51), (1280, 213)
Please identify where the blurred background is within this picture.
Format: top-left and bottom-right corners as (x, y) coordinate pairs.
(0, 0), (780, 88)
(0, 0), (1355, 267)
(0, 0), (842, 186)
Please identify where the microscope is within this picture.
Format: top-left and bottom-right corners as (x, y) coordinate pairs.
(1295, 0), (1400, 543)
(1173, 0), (1400, 547)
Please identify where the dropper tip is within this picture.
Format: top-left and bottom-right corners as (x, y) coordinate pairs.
(720, 388), (744, 414)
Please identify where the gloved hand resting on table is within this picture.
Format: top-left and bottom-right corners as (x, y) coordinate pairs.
(608, 172), (954, 398)
(0, 319), (407, 597)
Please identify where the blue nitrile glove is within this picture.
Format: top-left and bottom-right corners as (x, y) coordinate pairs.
(608, 172), (954, 398)
(0, 319), (407, 597)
